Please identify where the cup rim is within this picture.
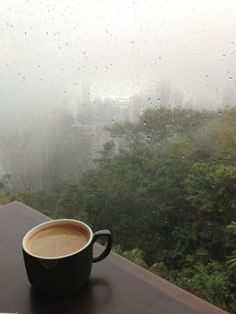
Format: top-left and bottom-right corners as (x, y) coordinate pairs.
(22, 219), (93, 260)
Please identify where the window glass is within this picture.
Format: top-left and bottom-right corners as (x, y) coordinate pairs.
(0, 1), (235, 311)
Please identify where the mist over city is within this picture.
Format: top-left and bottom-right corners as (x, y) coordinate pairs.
(0, 0), (235, 191)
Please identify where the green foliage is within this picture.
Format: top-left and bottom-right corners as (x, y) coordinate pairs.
(228, 250), (236, 269)
(108, 106), (216, 153)
(85, 105), (235, 311)
(12, 190), (61, 218)
(56, 184), (87, 220)
(149, 261), (169, 278)
(0, 174), (11, 194)
(227, 222), (236, 270)
(228, 222), (236, 235)
(121, 248), (147, 268)
(9, 105), (236, 312)
(184, 162), (236, 261)
(174, 257), (234, 310)
(0, 174), (11, 204)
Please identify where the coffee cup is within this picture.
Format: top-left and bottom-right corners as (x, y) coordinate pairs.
(22, 219), (112, 296)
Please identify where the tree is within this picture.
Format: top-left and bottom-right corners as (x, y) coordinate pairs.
(227, 222), (236, 269)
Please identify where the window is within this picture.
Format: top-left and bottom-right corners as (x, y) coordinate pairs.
(0, 1), (235, 311)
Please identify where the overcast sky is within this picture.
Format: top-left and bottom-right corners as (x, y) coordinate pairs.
(0, 0), (235, 115)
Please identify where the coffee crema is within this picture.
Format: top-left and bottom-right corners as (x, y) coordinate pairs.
(27, 223), (90, 258)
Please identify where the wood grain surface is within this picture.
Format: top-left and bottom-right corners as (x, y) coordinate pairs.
(0, 201), (229, 314)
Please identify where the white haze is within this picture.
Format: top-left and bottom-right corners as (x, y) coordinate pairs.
(0, 0), (235, 104)
(0, 0), (235, 189)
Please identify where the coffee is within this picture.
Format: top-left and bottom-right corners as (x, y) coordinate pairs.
(27, 223), (90, 258)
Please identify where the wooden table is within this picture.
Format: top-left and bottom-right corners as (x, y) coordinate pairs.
(0, 201), (229, 314)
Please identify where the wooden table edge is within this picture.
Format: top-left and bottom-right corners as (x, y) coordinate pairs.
(3, 201), (229, 314)
(108, 250), (229, 314)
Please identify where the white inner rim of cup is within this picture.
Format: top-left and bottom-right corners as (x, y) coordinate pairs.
(22, 219), (93, 260)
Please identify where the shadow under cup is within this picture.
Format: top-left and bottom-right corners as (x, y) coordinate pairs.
(22, 219), (112, 296)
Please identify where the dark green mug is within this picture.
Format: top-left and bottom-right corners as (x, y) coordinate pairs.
(22, 219), (112, 296)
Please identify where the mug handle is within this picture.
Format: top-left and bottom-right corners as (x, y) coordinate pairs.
(92, 230), (112, 263)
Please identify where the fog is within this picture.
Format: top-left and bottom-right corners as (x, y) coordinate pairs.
(0, 0), (235, 191)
